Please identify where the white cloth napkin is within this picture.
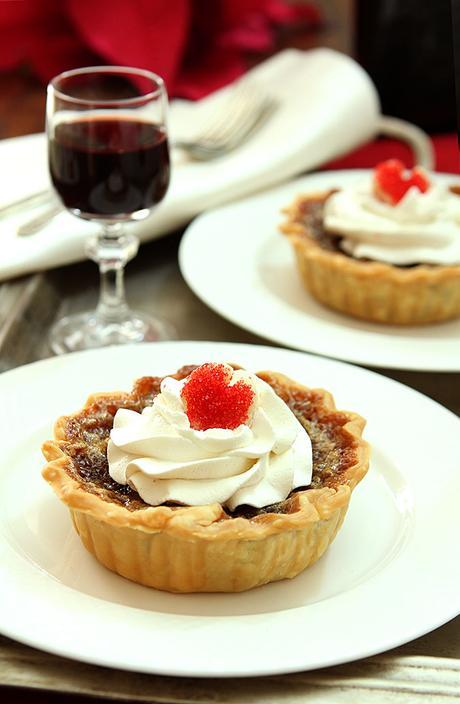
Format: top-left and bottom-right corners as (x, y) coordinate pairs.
(0, 48), (380, 282)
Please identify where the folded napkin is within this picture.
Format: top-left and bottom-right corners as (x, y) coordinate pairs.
(0, 48), (380, 282)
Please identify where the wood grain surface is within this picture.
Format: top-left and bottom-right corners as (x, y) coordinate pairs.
(1, 618), (459, 702)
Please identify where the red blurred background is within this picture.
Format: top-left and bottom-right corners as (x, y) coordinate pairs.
(0, 0), (458, 172)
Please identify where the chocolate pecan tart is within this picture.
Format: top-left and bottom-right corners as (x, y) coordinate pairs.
(281, 162), (460, 325)
(42, 366), (369, 593)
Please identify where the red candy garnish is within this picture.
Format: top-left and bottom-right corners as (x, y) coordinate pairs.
(181, 363), (255, 431)
(373, 159), (430, 205)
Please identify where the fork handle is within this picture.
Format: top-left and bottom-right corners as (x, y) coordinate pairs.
(0, 189), (52, 218)
(16, 202), (63, 236)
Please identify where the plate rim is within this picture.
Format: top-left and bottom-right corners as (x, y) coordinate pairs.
(0, 340), (459, 677)
(178, 169), (460, 373)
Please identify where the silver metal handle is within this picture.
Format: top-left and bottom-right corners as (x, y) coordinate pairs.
(16, 202), (63, 237)
(0, 189), (52, 218)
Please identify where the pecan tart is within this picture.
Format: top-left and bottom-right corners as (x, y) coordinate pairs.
(281, 160), (460, 325)
(42, 363), (369, 593)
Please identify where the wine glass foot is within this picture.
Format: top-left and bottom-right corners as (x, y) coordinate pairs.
(49, 310), (176, 355)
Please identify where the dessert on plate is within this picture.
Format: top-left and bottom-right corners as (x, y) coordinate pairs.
(42, 362), (369, 593)
(280, 160), (460, 325)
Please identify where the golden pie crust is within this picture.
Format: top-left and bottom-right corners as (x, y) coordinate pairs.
(280, 190), (460, 325)
(42, 369), (369, 593)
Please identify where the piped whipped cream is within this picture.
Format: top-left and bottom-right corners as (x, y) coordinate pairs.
(107, 367), (312, 511)
(323, 179), (460, 265)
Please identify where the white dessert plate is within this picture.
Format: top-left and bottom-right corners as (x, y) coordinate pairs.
(0, 341), (459, 677)
(179, 170), (460, 371)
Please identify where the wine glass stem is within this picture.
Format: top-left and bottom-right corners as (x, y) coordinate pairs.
(99, 265), (128, 320)
(86, 223), (139, 324)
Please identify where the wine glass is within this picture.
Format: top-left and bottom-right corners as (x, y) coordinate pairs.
(46, 66), (175, 354)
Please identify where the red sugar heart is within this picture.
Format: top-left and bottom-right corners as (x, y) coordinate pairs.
(181, 363), (255, 431)
(374, 159), (430, 205)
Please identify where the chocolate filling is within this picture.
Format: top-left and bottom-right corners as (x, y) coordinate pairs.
(293, 191), (343, 254)
(292, 188), (460, 269)
(59, 366), (358, 518)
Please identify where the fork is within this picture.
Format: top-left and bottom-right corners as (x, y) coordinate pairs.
(173, 81), (277, 161)
(16, 200), (63, 236)
(9, 82), (277, 235)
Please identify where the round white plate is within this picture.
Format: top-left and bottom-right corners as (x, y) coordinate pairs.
(0, 341), (459, 677)
(179, 170), (460, 371)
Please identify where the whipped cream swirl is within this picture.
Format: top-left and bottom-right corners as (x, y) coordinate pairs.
(108, 368), (312, 511)
(323, 179), (460, 265)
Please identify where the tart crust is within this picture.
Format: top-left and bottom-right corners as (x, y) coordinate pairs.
(42, 370), (369, 593)
(280, 191), (460, 325)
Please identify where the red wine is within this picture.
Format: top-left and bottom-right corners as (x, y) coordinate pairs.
(49, 117), (170, 217)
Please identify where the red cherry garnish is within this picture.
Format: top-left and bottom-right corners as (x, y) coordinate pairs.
(374, 159), (430, 205)
(181, 363), (255, 431)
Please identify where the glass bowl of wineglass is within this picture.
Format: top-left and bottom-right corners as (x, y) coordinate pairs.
(47, 65), (175, 354)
